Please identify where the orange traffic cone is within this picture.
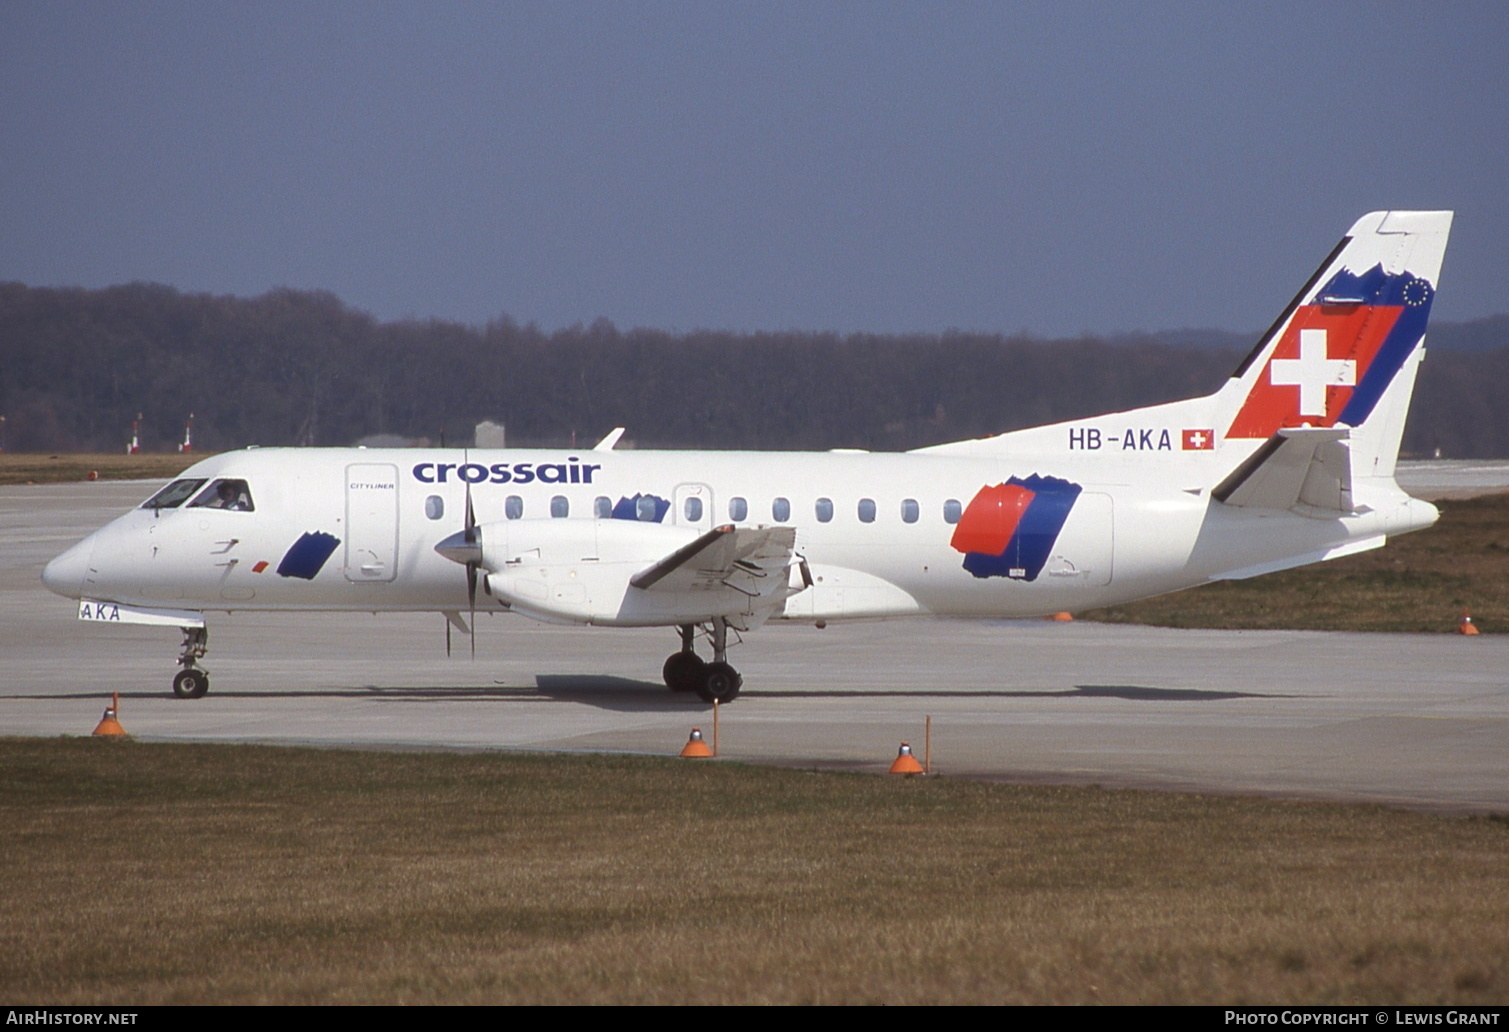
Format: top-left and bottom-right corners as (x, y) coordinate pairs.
(1459, 608), (1481, 636)
(92, 693), (127, 737)
(679, 727), (713, 758)
(889, 742), (924, 775)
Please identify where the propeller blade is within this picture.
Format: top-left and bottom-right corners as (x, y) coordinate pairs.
(467, 562), (477, 659)
(437, 471), (482, 660)
(465, 479), (477, 658)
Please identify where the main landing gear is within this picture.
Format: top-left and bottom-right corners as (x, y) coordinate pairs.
(662, 619), (742, 704)
(172, 626), (210, 699)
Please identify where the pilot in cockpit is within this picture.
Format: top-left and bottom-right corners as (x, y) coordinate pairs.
(191, 478), (254, 512)
(220, 481), (246, 510)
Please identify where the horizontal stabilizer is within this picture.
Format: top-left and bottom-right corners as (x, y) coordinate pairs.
(631, 525), (800, 604)
(1212, 427), (1354, 514)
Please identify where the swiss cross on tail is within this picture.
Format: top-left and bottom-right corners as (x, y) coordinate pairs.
(1226, 263), (1436, 439)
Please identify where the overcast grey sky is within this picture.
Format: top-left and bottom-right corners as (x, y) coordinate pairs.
(3, 2), (1505, 336)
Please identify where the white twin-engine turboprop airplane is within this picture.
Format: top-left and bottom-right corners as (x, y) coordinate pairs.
(43, 211), (1451, 703)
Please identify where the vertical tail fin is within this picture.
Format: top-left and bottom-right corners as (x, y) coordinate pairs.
(1221, 211), (1452, 478)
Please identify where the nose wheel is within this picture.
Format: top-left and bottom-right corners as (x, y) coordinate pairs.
(172, 668), (209, 699)
(172, 626), (210, 699)
(661, 620), (742, 703)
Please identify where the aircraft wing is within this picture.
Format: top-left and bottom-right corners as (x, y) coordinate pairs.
(631, 525), (802, 605)
(1212, 427), (1355, 514)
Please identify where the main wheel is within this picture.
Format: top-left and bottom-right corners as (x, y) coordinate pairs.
(695, 662), (742, 704)
(662, 651), (706, 692)
(172, 668), (209, 699)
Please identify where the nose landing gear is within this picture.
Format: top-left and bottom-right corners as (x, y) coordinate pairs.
(172, 626), (210, 699)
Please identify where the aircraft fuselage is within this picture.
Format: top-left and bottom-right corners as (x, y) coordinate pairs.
(44, 445), (1434, 626)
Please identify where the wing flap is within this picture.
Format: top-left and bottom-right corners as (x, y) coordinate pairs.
(631, 525), (800, 602)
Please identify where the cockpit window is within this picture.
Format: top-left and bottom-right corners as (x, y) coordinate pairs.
(188, 478), (255, 512)
(141, 479), (206, 510)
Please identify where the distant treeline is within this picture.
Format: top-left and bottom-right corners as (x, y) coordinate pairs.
(1, 281), (1506, 456)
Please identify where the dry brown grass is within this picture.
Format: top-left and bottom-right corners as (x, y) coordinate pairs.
(0, 453), (204, 485)
(1083, 494), (1509, 634)
(1, 738), (1505, 1004)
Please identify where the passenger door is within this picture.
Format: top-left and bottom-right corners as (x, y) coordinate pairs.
(344, 463), (399, 582)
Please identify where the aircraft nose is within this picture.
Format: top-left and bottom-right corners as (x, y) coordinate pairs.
(42, 536), (93, 599)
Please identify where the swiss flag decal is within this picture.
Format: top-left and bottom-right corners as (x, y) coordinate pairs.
(1226, 303), (1401, 439)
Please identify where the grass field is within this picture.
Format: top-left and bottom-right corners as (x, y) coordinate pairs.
(0, 738), (1505, 1005)
(0, 452), (203, 484)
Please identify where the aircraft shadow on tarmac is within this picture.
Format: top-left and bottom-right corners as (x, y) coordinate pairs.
(11, 677), (698, 714)
(1070, 684), (1288, 701)
(743, 684), (1288, 702)
(18, 681), (1291, 711)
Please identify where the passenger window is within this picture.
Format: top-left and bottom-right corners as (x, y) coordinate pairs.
(944, 499), (962, 524)
(901, 498), (919, 523)
(729, 496), (748, 521)
(772, 497), (791, 522)
(636, 495), (658, 521)
(858, 498), (876, 523)
(815, 497), (834, 523)
(594, 496), (612, 519)
(188, 479), (255, 512)
(506, 495), (524, 520)
(550, 495), (569, 518)
(425, 495), (444, 520)
(684, 497), (703, 522)
(142, 479), (206, 510)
